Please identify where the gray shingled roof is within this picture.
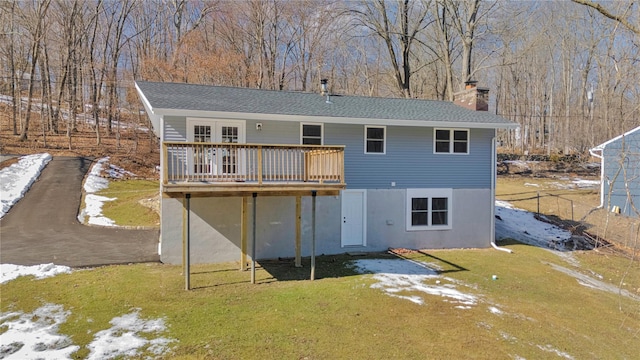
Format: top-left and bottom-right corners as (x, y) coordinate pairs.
(136, 81), (516, 128)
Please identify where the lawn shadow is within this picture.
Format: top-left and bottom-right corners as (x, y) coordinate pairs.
(416, 251), (469, 274)
(186, 249), (475, 289)
(187, 253), (372, 289)
(388, 249), (469, 274)
(256, 254), (366, 282)
(191, 267), (241, 275)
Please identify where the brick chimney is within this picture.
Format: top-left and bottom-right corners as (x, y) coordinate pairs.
(453, 80), (489, 111)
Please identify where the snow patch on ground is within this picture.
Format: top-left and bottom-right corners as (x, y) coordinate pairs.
(547, 262), (640, 301)
(503, 160), (534, 166)
(495, 200), (572, 249)
(83, 157), (110, 193)
(0, 304), (79, 359)
(107, 163), (136, 179)
(0, 153), (52, 219)
(0, 306), (173, 360)
(488, 306), (504, 315)
(536, 344), (575, 359)
(522, 178), (599, 190)
(87, 310), (173, 360)
(0, 95), (148, 132)
(78, 157), (117, 226)
(495, 200), (581, 266)
(572, 178), (599, 188)
(84, 194), (117, 226)
(0, 264), (72, 284)
(351, 258), (478, 307)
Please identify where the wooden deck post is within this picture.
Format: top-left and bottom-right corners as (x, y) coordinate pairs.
(183, 193), (191, 290)
(295, 196), (302, 268)
(240, 196), (248, 271)
(251, 192), (257, 284)
(311, 190), (316, 281)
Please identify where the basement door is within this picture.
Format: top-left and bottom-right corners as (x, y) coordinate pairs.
(186, 119), (245, 176)
(341, 190), (366, 247)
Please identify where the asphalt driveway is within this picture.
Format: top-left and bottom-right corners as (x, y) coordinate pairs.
(0, 156), (160, 267)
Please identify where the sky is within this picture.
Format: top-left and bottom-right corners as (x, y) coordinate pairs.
(2, 153), (630, 359)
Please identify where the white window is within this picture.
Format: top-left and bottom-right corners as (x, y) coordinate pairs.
(301, 123), (323, 145)
(364, 126), (386, 154)
(434, 129), (469, 154)
(406, 189), (452, 231)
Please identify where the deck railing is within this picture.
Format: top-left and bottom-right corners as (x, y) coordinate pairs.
(162, 142), (345, 186)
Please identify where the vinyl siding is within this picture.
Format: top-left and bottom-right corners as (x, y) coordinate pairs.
(164, 116), (187, 141)
(162, 116), (492, 189)
(602, 130), (640, 217)
(326, 124), (492, 189)
(246, 119), (300, 144)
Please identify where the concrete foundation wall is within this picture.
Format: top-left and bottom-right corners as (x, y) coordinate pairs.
(364, 189), (492, 251)
(160, 188), (492, 264)
(160, 195), (341, 264)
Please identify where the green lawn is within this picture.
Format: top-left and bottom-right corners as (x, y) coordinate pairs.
(2, 244), (639, 359)
(81, 179), (160, 228)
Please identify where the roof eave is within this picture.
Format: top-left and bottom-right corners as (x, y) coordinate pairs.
(590, 125), (640, 151)
(152, 108), (519, 130)
(135, 82), (162, 138)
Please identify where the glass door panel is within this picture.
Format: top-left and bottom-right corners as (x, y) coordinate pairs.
(192, 124), (214, 175)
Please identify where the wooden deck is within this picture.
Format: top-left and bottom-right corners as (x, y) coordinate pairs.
(161, 142), (346, 196)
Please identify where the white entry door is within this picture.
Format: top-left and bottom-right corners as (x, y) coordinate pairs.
(186, 119), (245, 176)
(341, 190), (366, 247)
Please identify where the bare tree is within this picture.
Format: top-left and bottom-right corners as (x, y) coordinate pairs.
(86, 0), (104, 144)
(349, 0), (432, 98)
(0, 2), (20, 135)
(18, 0), (51, 142)
(287, 1), (339, 91)
(571, 0), (640, 37)
(104, 0), (135, 135)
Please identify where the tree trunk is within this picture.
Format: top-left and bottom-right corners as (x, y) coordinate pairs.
(9, 0), (18, 135)
(19, 0), (51, 141)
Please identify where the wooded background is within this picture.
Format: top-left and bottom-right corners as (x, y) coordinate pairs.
(1, 0), (638, 156)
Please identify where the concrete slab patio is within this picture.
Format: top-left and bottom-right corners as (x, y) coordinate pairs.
(0, 156), (160, 267)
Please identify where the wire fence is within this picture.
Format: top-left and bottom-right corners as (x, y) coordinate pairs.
(506, 190), (640, 256)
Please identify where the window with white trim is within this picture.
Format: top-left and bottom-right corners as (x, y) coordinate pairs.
(434, 129), (469, 154)
(301, 123), (323, 145)
(406, 189), (452, 230)
(364, 125), (386, 154)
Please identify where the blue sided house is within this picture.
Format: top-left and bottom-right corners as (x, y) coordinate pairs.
(135, 81), (518, 268)
(590, 126), (640, 217)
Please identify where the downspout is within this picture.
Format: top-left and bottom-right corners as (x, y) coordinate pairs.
(491, 131), (513, 253)
(158, 115), (165, 257)
(588, 147), (604, 208)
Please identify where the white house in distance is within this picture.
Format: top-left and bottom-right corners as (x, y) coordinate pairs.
(135, 81), (517, 278)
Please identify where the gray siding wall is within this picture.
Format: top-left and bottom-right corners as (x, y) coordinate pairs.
(246, 119), (299, 144)
(164, 116), (187, 141)
(166, 116), (493, 189)
(603, 131), (640, 217)
(326, 125), (492, 189)
(160, 188), (492, 264)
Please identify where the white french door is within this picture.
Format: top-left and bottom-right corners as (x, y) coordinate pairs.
(186, 119), (245, 176)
